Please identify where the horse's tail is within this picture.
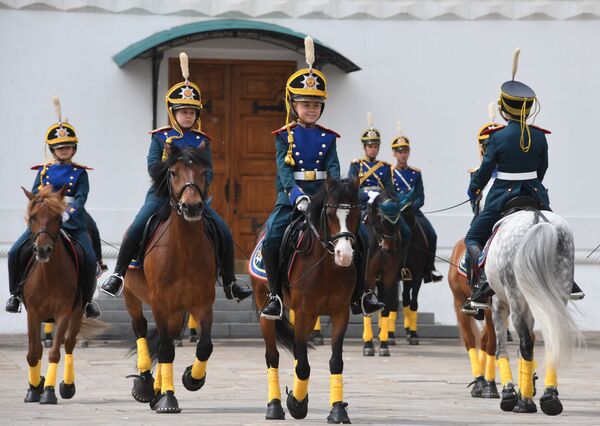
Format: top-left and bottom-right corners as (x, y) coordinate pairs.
(513, 220), (579, 368)
(77, 318), (111, 340)
(274, 311), (297, 352)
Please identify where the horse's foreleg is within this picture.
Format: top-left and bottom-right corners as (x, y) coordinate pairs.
(362, 316), (374, 356)
(326, 309), (351, 424)
(59, 310), (83, 400)
(493, 299), (518, 411)
(407, 275), (422, 345)
(24, 313), (43, 403)
(151, 312), (181, 413)
(387, 281), (400, 344)
(511, 307), (537, 412)
(286, 315), (312, 420)
(401, 282), (411, 335)
(182, 308), (213, 392)
(40, 313), (69, 404)
(481, 310), (499, 398)
(454, 299), (483, 392)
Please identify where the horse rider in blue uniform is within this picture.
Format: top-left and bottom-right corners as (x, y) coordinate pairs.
(101, 53), (251, 302)
(391, 127), (443, 283)
(5, 98), (101, 318)
(260, 38), (384, 320)
(463, 49), (584, 313)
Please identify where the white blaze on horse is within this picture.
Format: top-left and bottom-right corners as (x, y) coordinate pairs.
(485, 208), (581, 415)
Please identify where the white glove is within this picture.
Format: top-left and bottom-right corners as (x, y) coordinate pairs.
(367, 190), (379, 205)
(61, 211), (70, 223)
(295, 195), (310, 212)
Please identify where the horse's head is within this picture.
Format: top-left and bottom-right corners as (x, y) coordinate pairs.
(151, 145), (210, 222)
(309, 177), (361, 267)
(23, 185), (65, 262)
(368, 188), (410, 252)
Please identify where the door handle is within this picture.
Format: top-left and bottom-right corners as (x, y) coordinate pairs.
(224, 178), (230, 203)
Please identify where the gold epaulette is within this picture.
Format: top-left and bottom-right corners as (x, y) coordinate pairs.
(190, 129), (213, 141)
(149, 125), (172, 135)
(467, 166), (479, 174)
(530, 124), (551, 134)
(314, 124), (341, 138)
(408, 165), (421, 172)
(272, 122), (297, 135)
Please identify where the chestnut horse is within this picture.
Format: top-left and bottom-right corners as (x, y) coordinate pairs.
(124, 146), (216, 413)
(252, 177), (361, 424)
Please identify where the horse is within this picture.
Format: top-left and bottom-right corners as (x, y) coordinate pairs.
(484, 206), (580, 415)
(362, 189), (407, 356)
(20, 185), (102, 404)
(448, 239), (499, 398)
(251, 177), (361, 424)
(123, 145), (217, 413)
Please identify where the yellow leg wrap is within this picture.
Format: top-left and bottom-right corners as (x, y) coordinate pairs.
(520, 359), (534, 398)
(468, 348), (483, 378)
(362, 316), (373, 342)
(191, 358), (207, 380)
(289, 309), (295, 325)
(389, 311), (397, 333)
(267, 368), (281, 402)
(44, 323), (53, 334)
(498, 357), (513, 386)
(293, 372), (309, 401)
(314, 317), (321, 331)
(517, 357), (522, 389)
(154, 363), (162, 393)
(64, 354), (75, 384)
(478, 349), (487, 370)
(45, 362), (58, 388)
(161, 363), (175, 393)
(545, 365), (558, 388)
(188, 315), (198, 330)
(409, 310), (418, 332)
(28, 360), (42, 387)
(136, 338), (152, 373)
(378, 315), (389, 342)
(485, 354), (496, 382)
(329, 374), (343, 407)
(403, 306), (410, 329)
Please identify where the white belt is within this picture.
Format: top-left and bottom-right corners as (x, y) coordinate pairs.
(64, 196), (75, 203)
(293, 171), (327, 181)
(496, 171), (537, 181)
(361, 186), (380, 191)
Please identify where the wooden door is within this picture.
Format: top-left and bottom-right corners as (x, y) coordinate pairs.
(169, 58), (296, 261)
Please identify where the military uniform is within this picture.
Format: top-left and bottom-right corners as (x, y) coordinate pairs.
(6, 100), (100, 318)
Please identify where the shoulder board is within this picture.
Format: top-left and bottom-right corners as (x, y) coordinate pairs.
(190, 129), (212, 141)
(529, 124), (551, 134)
(30, 163), (50, 170)
(408, 165), (421, 172)
(467, 166), (479, 174)
(481, 125), (506, 136)
(314, 124), (341, 138)
(149, 126), (173, 135)
(380, 161), (391, 167)
(351, 158), (360, 164)
(71, 162), (93, 170)
(272, 122), (297, 135)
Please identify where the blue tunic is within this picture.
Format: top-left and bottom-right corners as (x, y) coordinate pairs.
(348, 159), (394, 207)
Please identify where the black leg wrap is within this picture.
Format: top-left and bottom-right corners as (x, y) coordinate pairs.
(379, 341), (390, 357)
(128, 370), (155, 403)
(327, 401), (351, 424)
(181, 365), (206, 392)
(59, 381), (76, 399)
(24, 377), (45, 403)
(540, 387), (562, 416)
(362, 340), (374, 357)
(39, 386), (58, 405)
(388, 331), (396, 345)
(500, 385), (519, 411)
(266, 398), (286, 420)
(481, 380), (499, 399)
(154, 390), (182, 413)
(409, 330), (419, 346)
(286, 387), (308, 420)
(468, 376), (485, 398)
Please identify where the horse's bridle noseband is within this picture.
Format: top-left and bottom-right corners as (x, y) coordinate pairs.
(28, 201), (62, 252)
(168, 168), (208, 217)
(307, 200), (360, 254)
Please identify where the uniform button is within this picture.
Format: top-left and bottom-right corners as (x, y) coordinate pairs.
(70, 176), (74, 179)
(196, 135), (200, 139)
(410, 179), (414, 182)
(293, 144), (297, 148)
(318, 152), (323, 156)
(314, 168), (318, 171)
(290, 131), (294, 135)
(73, 167), (77, 170)
(322, 144), (326, 148)
(69, 182), (73, 186)
(295, 152), (300, 156)
(164, 132), (168, 136)
(321, 133), (326, 137)
(316, 160), (320, 164)
(301, 168), (305, 171)
(299, 160), (304, 164)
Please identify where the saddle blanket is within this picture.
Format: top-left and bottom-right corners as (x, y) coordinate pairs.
(457, 226), (500, 277)
(248, 231), (306, 283)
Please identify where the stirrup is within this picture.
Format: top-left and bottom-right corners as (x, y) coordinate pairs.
(99, 273), (124, 298)
(401, 268), (412, 281)
(228, 278), (252, 302)
(260, 294), (283, 320)
(360, 290), (384, 317)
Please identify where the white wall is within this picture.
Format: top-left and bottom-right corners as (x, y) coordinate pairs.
(0, 10), (598, 332)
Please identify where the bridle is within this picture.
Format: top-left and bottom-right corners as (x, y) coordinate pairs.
(306, 197), (361, 254)
(167, 161), (208, 216)
(28, 200), (62, 252)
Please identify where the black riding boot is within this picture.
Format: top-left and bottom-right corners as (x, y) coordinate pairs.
(260, 249), (283, 320)
(350, 240), (384, 316)
(220, 241), (252, 302)
(398, 239), (411, 281)
(571, 282), (585, 301)
(100, 232), (138, 297)
(424, 243), (443, 283)
(464, 243), (493, 310)
(5, 253), (21, 313)
(82, 266), (101, 319)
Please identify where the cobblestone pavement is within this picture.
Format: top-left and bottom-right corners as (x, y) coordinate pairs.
(0, 333), (598, 425)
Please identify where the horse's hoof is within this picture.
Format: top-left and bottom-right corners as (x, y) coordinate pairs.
(379, 341), (390, 357)
(310, 331), (324, 346)
(513, 396), (537, 413)
(154, 390), (182, 413)
(149, 390), (161, 410)
(409, 334), (419, 345)
(181, 365), (205, 392)
(43, 339), (52, 349)
(79, 340), (89, 348)
(388, 333), (396, 346)
(59, 381), (76, 399)
(24, 377), (45, 403)
(39, 386), (58, 405)
(363, 340), (375, 357)
(266, 398), (286, 420)
(481, 380), (500, 399)
(327, 401), (351, 424)
(174, 339), (183, 348)
(540, 387), (563, 416)
(189, 335), (198, 343)
(404, 327), (410, 342)
(129, 371), (155, 403)
(286, 389), (308, 419)
(500, 385), (519, 411)
(469, 376), (485, 398)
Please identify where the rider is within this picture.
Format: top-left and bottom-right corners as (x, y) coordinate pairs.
(5, 98), (101, 318)
(463, 48), (584, 312)
(260, 37), (384, 320)
(391, 125), (443, 283)
(84, 211), (108, 275)
(100, 53), (251, 302)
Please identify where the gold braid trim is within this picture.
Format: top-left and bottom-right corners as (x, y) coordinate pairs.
(284, 90), (295, 166)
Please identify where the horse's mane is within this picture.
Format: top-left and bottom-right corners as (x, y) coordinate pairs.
(27, 185), (66, 220)
(307, 178), (359, 224)
(150, 145), (212, 199)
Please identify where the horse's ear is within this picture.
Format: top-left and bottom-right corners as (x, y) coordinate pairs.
(349, 174), (359, 189)
(326, 175), (334, 191)
(21, 186), (34, 200)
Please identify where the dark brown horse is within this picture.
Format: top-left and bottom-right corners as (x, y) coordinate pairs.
(124, 146), (216, 413)
(21, 186), (97, 404)
(251, 177), (361, 423)
(448, 239), (498, 398)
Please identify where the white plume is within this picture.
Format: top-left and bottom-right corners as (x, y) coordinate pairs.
(396, 120), (403, 135)
(304, 36), (315, 69)
(367, 112), (373, 128)
(488, 102), (496, 122)
(179, 52), (190, 82)
(52, 96), (62, 122)
(512, 47), (521, 80)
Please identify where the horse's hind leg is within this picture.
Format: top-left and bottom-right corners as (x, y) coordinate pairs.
(182, 307), (213, 393)
(406, 275), (422, 345)
(453, 290), (484, 396)
(40, 313), (69, 404)
(510, 306), (537, 413)
(493, 299), (518, 412)
(24, 313), (44, 402)
(151, 310), (181, 413)
(540, 364), (562, 415)
(43, 323), (53, 348)
(286, 314), (313, 420)
(378, 280), (391, 356)
(124, 287), (154, 403)
(59, 310), (84, 400)
(326, 308), (351, 424)
(387, 282), (400, 345)
(481, 310), (499, 398)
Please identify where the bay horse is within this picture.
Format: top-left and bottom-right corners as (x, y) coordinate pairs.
(448, 239), (498, 398)
(20, 185), (100, 404)
(251, 177), (360, 424)
(124, 146), (216, 413)
(362, 189), (408, 356)
(485, 208), (580, 415)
